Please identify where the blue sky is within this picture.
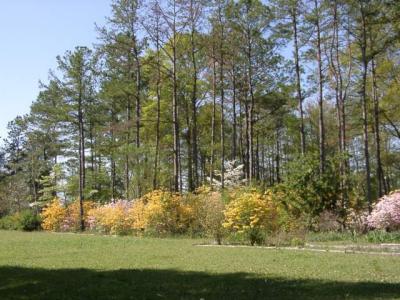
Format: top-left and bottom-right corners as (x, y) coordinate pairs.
(0, 0), (111, 141)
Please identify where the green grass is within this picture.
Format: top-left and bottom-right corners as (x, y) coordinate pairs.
(0, 231), (399, 299)
(306, 231), (400, 244)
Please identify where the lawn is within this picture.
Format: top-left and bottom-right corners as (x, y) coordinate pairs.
(0, 231), (399, 299)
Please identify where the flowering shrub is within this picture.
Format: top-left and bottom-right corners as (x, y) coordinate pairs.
(346, 208), (369, 233)
(87, 200), (133, 235)
(41, 198), (94, 232)
(41, 199), (67, 231)
(223, 190), (279, 245)
(187, 187), (225, 243)
(131, 190), (193, 235)
(367, 191), (400, 231)
(63, 200), (95, 231)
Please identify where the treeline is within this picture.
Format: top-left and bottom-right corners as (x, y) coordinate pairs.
(1, 0), (400, 226)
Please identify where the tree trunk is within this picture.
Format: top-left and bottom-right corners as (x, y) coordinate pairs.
(153, 33), (162, 190)
(172, 2), (180, 192)
(78, 92), (85, 231)
(371, 57), (385, 196)
(315, 0), (325, 175)
(247, 20), (255, 183)
(292, 2), (306, 155)
(219, 7), (225, 189)
(125, 97), (131, 199)
(360, 2), (372, 211)
(134, 44), (142, 197)
(190, 0), (199, 189)
(232, 65), (237, 160)
(210, 48), (217, 188)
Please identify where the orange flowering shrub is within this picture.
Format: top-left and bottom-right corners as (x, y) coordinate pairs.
(41, 199), (67, 231)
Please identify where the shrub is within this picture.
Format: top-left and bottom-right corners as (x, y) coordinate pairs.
(280, 154), (342, 220)
(131, 190), (193, 235)
(19, 210), (41, 231)
(223, 190), (278, 245)
(314, 210), (341, 232)
(0, 214), (21, 230)
(0, 210), (41, 231)
(367, 190), (400, 231)
(63, 200), (95, 232)
(345, 208), (368, 233)
(88, 200), (133, 235)
(41, 198), (94, 232)
(187, 187), (225, 243)
(41, 199), (67, 231)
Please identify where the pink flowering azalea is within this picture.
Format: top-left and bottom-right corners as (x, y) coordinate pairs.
(367, 191), (400, 231)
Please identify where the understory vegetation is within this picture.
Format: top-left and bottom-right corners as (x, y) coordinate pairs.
(2, 186), (400, 246)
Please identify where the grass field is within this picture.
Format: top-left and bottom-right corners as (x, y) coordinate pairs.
(0, 231), (399, 299)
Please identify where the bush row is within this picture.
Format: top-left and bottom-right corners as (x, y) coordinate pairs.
(40, 188), (290, 245)
(3, 188), (400, 245)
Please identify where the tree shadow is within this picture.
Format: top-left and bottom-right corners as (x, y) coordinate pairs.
(0, 266), (398, 300)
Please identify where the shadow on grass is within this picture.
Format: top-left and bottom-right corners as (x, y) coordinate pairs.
(0, 266), (398, 300)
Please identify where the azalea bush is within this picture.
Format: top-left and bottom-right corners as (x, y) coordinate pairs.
(41, 198), (94, 232)
(63, 200), (95, 231)
(223, 190), (279, 245)
(346, 208), (369, 233)
(132, 190), (193, 235)
(41, 199), (67, 231)
(87, 200), (133, 235)
(367, 190), (400, 231)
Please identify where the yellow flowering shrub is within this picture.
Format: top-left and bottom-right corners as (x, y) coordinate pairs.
(41, 198), (67, 231)
(223, 191), (279, 245)
(130, 190), (193, 235)
(63, 200), (95, 231)
(87, 200), (133, 235)
(41, 199), (95, 232)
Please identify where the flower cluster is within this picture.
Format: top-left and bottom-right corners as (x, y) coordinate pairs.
(223, 191), (279, 234)
(131, 190), (193, 234)
(87, 190), (194, 235)
(41, 198), (94, 231)
(41, 199), (67, 231)
(87, 200), (133, 235)
(367, 191), (400, 231)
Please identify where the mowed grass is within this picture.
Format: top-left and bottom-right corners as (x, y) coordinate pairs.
(0, 231), (399, 299)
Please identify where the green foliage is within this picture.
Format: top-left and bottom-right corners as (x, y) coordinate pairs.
(0, 214), (21, 230)
(0, 210), (41, 231)
(18, 210), (42, 231)
(306, 230), (400, 244)
(38, 164), (64, 204)
(278, 154), (343, 222)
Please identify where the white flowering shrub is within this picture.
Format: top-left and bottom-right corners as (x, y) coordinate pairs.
(208, 160), (246, 188)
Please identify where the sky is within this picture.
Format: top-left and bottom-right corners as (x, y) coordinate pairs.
(0, 0), (112, 142)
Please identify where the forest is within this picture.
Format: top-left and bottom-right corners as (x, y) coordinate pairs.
(1, 0), (400, 241)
